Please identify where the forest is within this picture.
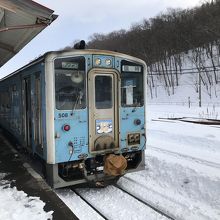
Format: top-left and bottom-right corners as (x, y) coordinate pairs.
(83, 0), (220, 102)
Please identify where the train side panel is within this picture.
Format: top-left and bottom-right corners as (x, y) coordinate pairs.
(0, 62), (48, 160)
(0, 74), (23, 143)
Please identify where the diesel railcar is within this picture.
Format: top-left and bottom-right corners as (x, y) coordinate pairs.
(0, 48), (147, 188)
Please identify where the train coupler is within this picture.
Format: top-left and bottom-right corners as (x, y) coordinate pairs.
(104, 154), (127, 176)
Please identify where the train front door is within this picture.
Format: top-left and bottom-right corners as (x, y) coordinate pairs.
(88, 69), (119, 153)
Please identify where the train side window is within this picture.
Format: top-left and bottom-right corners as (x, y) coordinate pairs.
(55, 56), (86, 110)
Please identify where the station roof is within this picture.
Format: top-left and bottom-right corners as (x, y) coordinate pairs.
(0, 0), (57, 67)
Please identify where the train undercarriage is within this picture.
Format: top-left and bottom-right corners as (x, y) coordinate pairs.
(46, 151), (144, 188)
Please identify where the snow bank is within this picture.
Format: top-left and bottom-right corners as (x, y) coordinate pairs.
(0, 173), (53, 220)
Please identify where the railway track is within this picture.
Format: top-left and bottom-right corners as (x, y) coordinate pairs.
(152, 118), (220, 128)
(71, 188), (107, 220)
(120, 175), (194, 219)
(156, 117), (220, 126)
(151, 146), (220, 169)
(70, 185), (176, 220)
(114, 184), (176, 220)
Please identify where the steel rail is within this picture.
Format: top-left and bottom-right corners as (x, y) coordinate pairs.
(114, 184), (176, 220)
(71, 188), (108, 220)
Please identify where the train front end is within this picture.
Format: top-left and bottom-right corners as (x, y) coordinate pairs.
(45, 50), (147, 188)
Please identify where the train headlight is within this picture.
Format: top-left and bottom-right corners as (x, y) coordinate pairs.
(105, 59), (111, 66)
(127, 133), (140, 146)
(95, 58), (101, 66)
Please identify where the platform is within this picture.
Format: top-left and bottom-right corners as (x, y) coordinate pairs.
(0, 129), (78, 220)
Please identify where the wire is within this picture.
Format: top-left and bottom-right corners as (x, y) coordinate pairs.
(148, 64), (220, 72)
(61, 146), (74, 178)
(71, 92), (80, 116)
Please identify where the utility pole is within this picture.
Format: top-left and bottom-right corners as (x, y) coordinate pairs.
(198, 73), (201, 107)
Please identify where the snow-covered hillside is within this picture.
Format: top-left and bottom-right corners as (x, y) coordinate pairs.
(148, 45), (220, 107)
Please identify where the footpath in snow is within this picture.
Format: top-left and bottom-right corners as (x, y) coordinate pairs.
(0, 130), (77, 220)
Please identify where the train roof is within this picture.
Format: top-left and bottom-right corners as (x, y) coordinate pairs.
(0, 0), (57, 68)
(46, 49), (145, 62)
(0, 49), (146, 81)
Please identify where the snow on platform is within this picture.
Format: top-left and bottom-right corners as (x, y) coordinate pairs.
(0, 130), (78, 220)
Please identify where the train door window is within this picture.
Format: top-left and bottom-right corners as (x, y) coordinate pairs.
(10, 85), (16, 107)
(34, 73), (43, 151)
(6, 89), (10, 109)
(54, 56), (86, 110)
(22, 78), (32, 148)
(95, 75), (112, 109)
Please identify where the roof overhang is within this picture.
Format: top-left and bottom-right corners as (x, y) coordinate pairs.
(0, 0), (58, 67)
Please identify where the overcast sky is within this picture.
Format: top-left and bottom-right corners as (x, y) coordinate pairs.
(0, 0), (203, 78)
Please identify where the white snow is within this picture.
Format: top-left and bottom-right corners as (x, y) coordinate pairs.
(56, 186), (168, 220)
(57, 104), (220, 220)
(148, 45), (220, 107)
(1, 104), (220, 220)
(55, 188), (104, 220)
(135, 104), (220, 220)
(0, 173), (53, 220)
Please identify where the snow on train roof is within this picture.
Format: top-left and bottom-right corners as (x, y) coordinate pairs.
(0, 0), (57, 68)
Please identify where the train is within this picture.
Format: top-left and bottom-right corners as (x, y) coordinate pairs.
(0, 45), (147, 188)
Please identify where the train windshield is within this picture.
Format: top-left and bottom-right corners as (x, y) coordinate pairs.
(54, 56), (86, 110)
(121, 60), (144, 107)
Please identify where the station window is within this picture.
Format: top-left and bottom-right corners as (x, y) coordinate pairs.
(55, 56), (86, 110)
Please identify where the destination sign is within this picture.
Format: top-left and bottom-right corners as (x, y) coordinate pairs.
(62, 62), (79, 69)
(122, 65), (141, 72)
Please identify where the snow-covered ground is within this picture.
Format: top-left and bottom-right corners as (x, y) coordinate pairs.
(0, 173), (53, 220)
(57, 104), (220, 220)
(1, 104), (219, 219)
(120, 104), (220, 220)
